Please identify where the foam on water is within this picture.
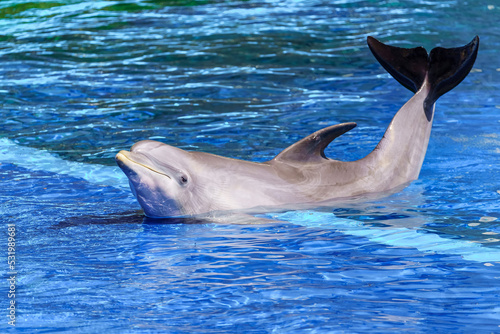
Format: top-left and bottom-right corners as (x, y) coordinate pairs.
(0, 138), (128, 189)
(264, 211), (500, 263)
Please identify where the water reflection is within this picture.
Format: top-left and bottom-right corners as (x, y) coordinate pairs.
(1, 1), (499, 332)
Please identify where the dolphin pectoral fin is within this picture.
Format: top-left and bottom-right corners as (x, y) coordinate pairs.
(367, 36), (429, 93)
(271, 122), (357, 164)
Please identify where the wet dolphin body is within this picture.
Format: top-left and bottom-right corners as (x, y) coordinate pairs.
(116, 36), (479, 218)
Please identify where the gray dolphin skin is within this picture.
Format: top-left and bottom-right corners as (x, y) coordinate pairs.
(116, 36), (479, 218)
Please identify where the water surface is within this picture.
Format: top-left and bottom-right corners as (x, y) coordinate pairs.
(1, 0), (499, 333)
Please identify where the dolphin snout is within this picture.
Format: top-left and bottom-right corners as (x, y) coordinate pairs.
(115, 151), (129, 164)
(116, 150), (173, 180)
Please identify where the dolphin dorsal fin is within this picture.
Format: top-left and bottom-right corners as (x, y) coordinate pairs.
(272, 122), (357, 164)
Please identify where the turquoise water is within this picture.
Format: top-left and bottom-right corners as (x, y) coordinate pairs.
(1, 0), (500, 332)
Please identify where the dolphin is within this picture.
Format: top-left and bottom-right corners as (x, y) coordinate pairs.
(116, 36), (479, 218)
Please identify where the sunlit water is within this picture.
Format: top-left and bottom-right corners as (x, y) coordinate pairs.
(1, 1), (499, 333)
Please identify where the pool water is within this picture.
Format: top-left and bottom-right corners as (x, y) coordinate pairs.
(1, 0), (499, 332)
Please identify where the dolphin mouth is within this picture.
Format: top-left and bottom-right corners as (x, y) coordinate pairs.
(116, 151), (172, 179)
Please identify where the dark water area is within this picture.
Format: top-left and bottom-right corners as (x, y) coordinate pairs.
(1, 0), (499, 333)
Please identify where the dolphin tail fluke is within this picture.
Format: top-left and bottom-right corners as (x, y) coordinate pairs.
(367, 36), (479, 120)
(425, 36), (479, 109)
(367, 36), (429, 93)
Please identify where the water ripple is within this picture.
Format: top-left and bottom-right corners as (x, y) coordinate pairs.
(1, 1), (500, 333)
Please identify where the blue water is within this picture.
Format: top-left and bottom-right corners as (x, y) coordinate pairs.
(1, 0), (500, 332)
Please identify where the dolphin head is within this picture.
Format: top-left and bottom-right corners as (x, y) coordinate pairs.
(116, 140), (196, 217)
